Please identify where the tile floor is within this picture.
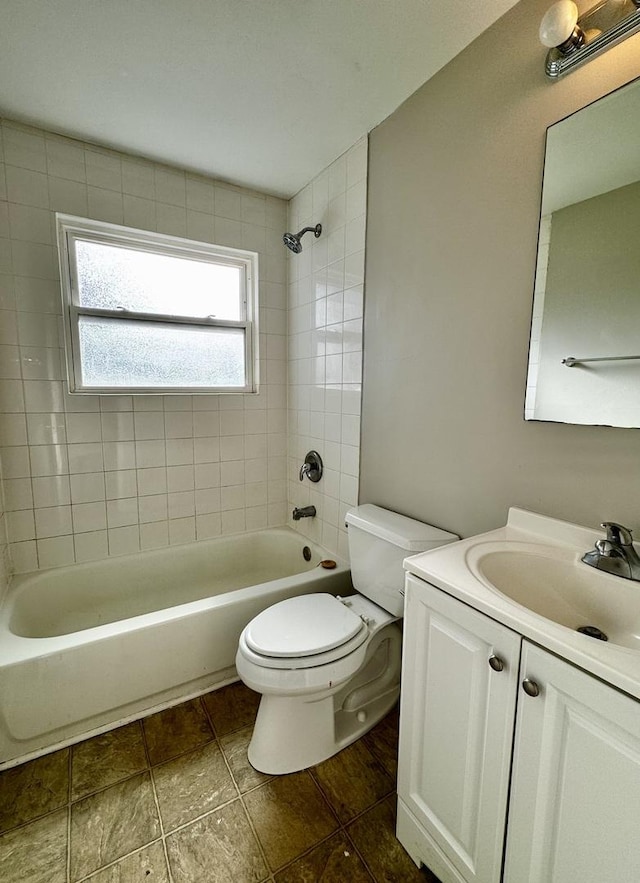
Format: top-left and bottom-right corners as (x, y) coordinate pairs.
(0, 682), (439, 882)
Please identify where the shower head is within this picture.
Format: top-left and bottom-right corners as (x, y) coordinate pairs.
(283, 224), (322, 254)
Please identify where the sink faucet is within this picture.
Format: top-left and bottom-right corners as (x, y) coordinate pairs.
(582, 521), (640, 581)
(292, 505), (316, 521)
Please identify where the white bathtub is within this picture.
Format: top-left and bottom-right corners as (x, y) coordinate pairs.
(0, 528), (351, 769)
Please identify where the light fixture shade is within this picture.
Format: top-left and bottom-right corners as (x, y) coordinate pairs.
(539, 0), (579, 47)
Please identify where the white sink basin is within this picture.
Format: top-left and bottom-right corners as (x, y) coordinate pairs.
(467, 541), (640, 652)
(404, 508), (640, 701)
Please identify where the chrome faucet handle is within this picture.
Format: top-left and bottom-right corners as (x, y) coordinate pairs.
(298, 450), (323, 483)
(601, 522), (634, 546)
(299, 463), (311, 481)
(595, 539), (618, 557)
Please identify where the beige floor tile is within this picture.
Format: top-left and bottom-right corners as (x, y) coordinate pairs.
(70, 771), (161, 881)
(363, 707), (400, 780)
(82, 841), (170, 883)
(203, 681), (261, 736)
(244, 771), (339, 870)
(153, 740), (237, 831)
(0, 808), (68, 883)
(143, 698), (214, 765)
(219, 724), (273, 793)
(347, 795), (440, 882)
(312, 741), (394, 823)
(72, 721), (147, 801)
(166, 798), (268, 883)
(0, 748), (69, 834)
(274, 831), (373, 882)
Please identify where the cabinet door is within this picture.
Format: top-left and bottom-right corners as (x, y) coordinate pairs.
(504, 641), (640, 883)
(397, 575), (521, 883)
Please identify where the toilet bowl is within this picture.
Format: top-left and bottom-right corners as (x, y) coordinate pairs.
(236, 504), (458, 774)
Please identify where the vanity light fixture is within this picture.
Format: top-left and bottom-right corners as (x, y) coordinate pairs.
(540, 0), (640, 78)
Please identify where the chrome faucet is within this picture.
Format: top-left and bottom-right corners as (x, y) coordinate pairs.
(582, 521), (640, 581)
(292, 505), (316, 521)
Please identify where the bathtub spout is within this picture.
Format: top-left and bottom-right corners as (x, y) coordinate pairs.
(292, 506), (316, 521)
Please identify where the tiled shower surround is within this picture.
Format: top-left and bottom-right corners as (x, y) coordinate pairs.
(0, 457), (9, 601)
(287, 139), (366, 559)
(0, 119), (365, 573)
(0, 119), (292, 572)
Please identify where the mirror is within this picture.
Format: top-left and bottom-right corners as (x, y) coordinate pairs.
(525, 77), (640, 428)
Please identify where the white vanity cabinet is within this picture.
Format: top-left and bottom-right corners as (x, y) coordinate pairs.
(504, 640), (640, 883)
(397, 575), (521, 883)
(398, 573), (640, 883)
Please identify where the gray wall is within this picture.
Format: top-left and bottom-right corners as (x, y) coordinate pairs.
(361, 0), (640, 538)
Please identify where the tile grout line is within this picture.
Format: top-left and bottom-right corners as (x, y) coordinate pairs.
(61, 701), (265, 879)
(157, 792), (240, 838)
(199, 696), (275, 879)
(267, 770), (386, 881)
(342, 827), (378, 883)
(84, 757), (392, 880)
(139, 715), (175, 883)
(299, 748), (397, 882)
(306, 764), (344, 824)
(66, 745), (73, 883)
(61, 709), (243, 812)
(237, 793), (274, 880)
(342, 793), (396, 883)
(75, 838), (165, 883)
(0, 799), (67, 838)
(272, 828), (347, 878)
(195, 695), (397, 880)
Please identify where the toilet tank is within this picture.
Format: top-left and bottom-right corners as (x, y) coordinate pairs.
(345, 504), (458, 617)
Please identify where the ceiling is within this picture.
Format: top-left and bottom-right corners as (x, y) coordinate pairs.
(0, 0), (518, 198)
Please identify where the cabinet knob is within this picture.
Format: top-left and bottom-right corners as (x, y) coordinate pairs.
(488, 655), (505, 672)
(522, 678), (540, 697)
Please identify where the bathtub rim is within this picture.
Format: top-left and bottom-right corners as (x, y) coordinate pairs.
(0, 526), (348, 665)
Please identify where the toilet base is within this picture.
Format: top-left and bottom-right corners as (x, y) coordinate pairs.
(246, 627), (402, 774)
(247, 685), (399, 774)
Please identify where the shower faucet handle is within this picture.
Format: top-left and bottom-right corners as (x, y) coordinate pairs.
(298, 450), (323, 483)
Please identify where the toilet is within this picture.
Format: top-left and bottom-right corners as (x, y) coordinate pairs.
(236, 503), (458, 774)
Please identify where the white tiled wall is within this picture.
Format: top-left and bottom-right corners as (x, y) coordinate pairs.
(0, 454), (9, 602)
(0, 119), (289, 572)
(287, 138), (367, 558)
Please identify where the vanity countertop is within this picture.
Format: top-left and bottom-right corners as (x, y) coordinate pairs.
(403, 508), (640, 702)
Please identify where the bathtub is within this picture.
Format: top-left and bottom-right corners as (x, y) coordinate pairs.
(0, 528), (351, 769)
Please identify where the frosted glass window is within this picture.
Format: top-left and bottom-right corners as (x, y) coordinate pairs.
(75, 240), (242, 320)
(79, 317), (246, 388)
(57, 214), (258, 394)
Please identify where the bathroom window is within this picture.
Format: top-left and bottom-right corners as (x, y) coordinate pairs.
(57, 214), (259, 394)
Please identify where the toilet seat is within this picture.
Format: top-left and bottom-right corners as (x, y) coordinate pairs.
(239, 593), (371, 670)
(245, 593), (367, 657)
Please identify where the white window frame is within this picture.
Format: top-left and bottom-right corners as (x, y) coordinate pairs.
(56, 214), (259, 394)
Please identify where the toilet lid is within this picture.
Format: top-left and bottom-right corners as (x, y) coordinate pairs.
(244, 593), (367, 658)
